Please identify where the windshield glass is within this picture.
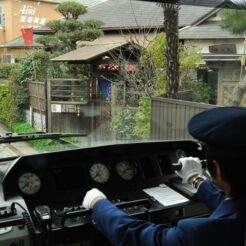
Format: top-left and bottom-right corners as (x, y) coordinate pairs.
(0, 0), (245, 160)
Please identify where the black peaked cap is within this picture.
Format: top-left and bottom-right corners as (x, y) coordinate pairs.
(188, 107), (246, 148)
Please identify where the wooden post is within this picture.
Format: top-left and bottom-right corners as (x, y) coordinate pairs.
(29, 106), (33, 127)
(111, 83), (116, 117)
(47, 79), (52, 132)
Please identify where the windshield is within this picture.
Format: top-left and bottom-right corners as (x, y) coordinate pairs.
(0, 0), (245, 160)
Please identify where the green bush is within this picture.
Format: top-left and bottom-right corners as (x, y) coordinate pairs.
(11, 122), (36, 133)
(133, 96), (151, 140)
(0, 64), (16, 79)
(111, 108), (137, 140)
(112, 96), (151, 140)
(0, 83), (16, 124)
(187, 80), (212, 103)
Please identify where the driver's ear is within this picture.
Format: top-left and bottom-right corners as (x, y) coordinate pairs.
(213, 160), (222, 182)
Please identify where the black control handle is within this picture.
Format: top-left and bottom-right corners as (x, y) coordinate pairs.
(34, 205), (51, 227)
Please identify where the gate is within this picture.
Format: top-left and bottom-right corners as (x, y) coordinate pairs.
(47, 78), (96, 134)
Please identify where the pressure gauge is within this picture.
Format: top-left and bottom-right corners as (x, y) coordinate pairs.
(115, 161), (137, 180)
(18, 172), (42, 195)
(89, 163), (110, 184)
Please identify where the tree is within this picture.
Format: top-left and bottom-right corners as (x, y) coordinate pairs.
(110, 32), (204, 140)
(220, 8), (246, 35)
(220, 8), (246, 106)
(159, 3), (179, 98)
(106, 32), (203, 107)
(36, 1), (103, 53)
(143, 32), (203, 95)
(36, 1), (103, 77)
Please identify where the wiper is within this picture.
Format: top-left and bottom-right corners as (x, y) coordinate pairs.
(0, 132), (86, 144)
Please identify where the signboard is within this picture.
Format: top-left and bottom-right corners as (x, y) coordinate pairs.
(51, 104), (78, 113)
(19, 4), (46, 26)
(51, 104), (62, 113)
(21, 27), (33, 46)
(209, 44), (237, 54)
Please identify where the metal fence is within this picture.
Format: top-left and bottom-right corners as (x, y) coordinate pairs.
(151, 97), (217, 140)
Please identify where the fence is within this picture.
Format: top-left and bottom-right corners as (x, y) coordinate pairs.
(28, 79), (110, 138)
(28, 81), (46, 131)
(151, 97), (217, 140)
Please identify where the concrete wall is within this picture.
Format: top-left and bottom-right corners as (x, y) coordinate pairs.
(25, 109), (47, 132)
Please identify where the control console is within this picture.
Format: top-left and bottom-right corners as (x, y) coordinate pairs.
(0, 140), (210, 245)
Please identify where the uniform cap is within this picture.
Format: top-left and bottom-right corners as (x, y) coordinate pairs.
(188, 107), (246, 149)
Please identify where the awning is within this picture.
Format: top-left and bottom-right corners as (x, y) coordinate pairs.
(51, 42), (128, 63)
(203, 54), (242, 61)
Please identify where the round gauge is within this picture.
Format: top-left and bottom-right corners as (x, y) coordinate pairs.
(89, 163), (110, 184)
(18, 172), (42, 195)
(115, 161), (137, 180)
(175, 149), (186, 159)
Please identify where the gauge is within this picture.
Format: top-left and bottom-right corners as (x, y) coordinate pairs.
(175, 149), (186, 159)
(115, 161), (137, 180)
(89, 163), (110, 184)
(18, 172), (42, 195)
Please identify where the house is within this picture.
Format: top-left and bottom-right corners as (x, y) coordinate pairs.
(179, 4), (245, 105)
(51, 0), (217, 106)
(45, 1), (219, 135)
(31, 1), (239, 135)
(0, 0), (106, 63)
(51, 0), (219, 105)
(76, 0), (246, 105)
(0, 0), (63, 63)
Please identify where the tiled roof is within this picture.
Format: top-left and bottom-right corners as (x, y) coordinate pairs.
(77, 33), (157, 48)
(179, 21), (245, 39)
(77, 0), (216, 29)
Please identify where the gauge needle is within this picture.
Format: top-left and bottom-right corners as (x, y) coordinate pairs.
(94, 172), (99, 178)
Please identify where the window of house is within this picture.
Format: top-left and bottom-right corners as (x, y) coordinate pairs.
(0, 6), (3, 27)
(3, 54), (13, 63)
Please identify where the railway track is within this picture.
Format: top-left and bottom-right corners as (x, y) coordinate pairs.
(0, 123), (39, 161)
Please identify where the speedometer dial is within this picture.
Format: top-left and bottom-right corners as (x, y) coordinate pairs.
(18, 172), (41, 195)
(115, 161), (137, 180)
(89, 163), (110, 183)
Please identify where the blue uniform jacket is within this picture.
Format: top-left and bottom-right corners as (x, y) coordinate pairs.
(92, 181), (246, 246)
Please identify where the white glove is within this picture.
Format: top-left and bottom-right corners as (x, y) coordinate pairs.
(175, 157), (203, 183)
(82, 188), (106, 209)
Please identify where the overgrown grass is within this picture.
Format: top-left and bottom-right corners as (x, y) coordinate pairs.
(10, 122), (61, 152)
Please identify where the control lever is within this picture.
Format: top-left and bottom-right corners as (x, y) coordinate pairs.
(172, 159), (207, 171)
(34, 205), (51, 228)
(0, 204), (16, 218)
(115, 198), (150, 209)
(61, 198), (151, 228)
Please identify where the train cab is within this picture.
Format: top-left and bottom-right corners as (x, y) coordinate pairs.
(0, 136), (210, 246)
(0, 0), (246, 246)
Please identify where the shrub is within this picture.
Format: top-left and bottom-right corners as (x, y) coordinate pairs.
(133, 96), (151, 140)
(111, 108), (137, 140)
(0, 64), (16, 79)
(0, 83), (16, 124)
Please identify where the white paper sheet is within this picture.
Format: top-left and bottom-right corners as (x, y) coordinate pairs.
(143, 184), (189, 207)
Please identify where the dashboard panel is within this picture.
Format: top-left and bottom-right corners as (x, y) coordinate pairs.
(0, 140), (209, 246)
